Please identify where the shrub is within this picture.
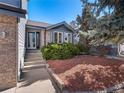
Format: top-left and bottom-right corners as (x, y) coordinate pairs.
(76, 43), (89, 54)
(41, 43), (80, 60)
(98, 46), (110, 56)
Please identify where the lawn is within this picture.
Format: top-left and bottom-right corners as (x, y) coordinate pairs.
(48, 55), (124, 92)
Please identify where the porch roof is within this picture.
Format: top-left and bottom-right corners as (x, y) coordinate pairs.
(26, 20), (75, 32)
(27, 20), (52, 28)
(46, 21), (75, 32)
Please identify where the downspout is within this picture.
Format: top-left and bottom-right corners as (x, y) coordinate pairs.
(44, 28), (47, 46)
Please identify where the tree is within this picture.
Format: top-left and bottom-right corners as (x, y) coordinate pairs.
(98, 0), (124, 17)
(77, 0), (124, 46)
(96, 0), (124, 44)
(76, 0), (97, 46)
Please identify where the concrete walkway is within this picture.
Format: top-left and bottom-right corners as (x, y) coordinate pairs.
(16, 68), (59, 93)
(1, 50), (61, 93)
(1, 68), (60, 93)
(15, 50), (61, 93)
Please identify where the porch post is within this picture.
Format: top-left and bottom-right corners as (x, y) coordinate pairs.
(44, 28), (47, 46)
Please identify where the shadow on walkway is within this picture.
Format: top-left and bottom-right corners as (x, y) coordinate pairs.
(16, 68), (59, 93)
(20, 68), (50, 87)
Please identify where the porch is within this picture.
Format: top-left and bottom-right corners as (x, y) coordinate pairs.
(26, 25), (46, 50)
(26, 31), (41, 50)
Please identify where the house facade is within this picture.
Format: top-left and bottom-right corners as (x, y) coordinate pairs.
(0, 0), (123, 91)
(26, 20), (74, 49)
(0, 0), (74, 91)
(0, 0), (27, 91)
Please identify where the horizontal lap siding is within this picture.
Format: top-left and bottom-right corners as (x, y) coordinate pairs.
(17, 0), (27, 79)
(41, 30), (44, 47)
(49, 25), (73, 43)
(18, 18), (26, 79)
(46, 31), (51, 45)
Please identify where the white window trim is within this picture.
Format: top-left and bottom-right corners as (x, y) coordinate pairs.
(54, 31), (63, 44)
(118, 43), (124, 57)
(64, 32), (72, 43)
(68, 33), (72, 43)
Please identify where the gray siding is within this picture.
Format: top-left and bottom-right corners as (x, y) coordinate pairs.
(0, 0), (21, 8)
(18, 18), (27, 79)
(48, 25), (73, 43)
(0, 9), (25, 18)
(17, 0), (27, 80)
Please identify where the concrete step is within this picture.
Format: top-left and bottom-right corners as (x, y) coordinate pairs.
(24, 60), (46, 66)
(26, 52), (42, 56)
(25, 53), (42, 57)
(26, 49), (41, 53)
(25, 53), (43, 59)
(25, 55), (43, 60)
(25, 57), (43, 62)
(24, 64), (47, 71)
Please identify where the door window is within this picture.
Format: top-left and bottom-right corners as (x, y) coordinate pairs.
(27, 32), (36, 49)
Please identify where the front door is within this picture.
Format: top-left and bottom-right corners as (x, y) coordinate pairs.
(27, 32), (36, 49)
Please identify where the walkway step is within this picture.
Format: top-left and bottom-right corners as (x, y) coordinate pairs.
(24, 64), (47, 70)
(25, 54), (42, 58)
(26, 49), (41, 53)
(25, 57), (43, 62)
(25, 53), (42, 57)
(24, 60), (46, 66)
(25, 57), (43, 60)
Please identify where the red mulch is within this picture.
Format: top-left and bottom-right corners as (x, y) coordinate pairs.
(48, 55), (124, 92)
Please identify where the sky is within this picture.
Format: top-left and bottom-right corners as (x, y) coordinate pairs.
(28, 0), (82, 24)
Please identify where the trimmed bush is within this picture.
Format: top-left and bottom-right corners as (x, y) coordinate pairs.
(41, 43), (80, 60)
(76, 43), (89, 54)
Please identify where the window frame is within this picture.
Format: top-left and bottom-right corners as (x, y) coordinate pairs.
(64, 32), (72, 43)
(68, 33), (72, 43)
(54, 32), (63, 44)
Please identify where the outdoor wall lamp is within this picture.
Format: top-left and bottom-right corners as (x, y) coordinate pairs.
(0, 31), (6, 38)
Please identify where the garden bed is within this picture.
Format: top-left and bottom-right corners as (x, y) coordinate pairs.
(48, 55), (124, 92)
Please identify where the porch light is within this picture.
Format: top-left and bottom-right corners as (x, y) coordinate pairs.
(0, 31), (6, 38)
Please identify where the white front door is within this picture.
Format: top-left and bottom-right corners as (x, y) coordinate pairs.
(27, 32), (36, 49)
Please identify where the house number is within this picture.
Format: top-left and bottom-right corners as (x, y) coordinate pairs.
(0, 31), (5, 38)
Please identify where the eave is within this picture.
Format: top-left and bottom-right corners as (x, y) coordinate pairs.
(0, 3), (26, 18)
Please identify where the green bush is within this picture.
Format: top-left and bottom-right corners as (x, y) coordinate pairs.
(76, 43), (89, 53)
(41, 43), (80, 60)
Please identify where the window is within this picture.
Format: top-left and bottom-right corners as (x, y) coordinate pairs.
(59, 33), (62, 43)
(54, 32), (63, 44)
(68, 34), (72, 43)
(54, 32), (58, 43)
(64, 33), (72, 43)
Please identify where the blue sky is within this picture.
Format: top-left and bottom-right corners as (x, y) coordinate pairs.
(28, 0), (82, 24)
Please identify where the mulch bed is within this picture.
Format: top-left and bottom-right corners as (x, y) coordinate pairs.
(48, 55), (124, 92)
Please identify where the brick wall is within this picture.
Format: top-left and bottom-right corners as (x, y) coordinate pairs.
(0, 14), (17, 91)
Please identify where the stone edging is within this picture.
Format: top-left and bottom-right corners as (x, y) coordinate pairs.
(47, 67), (64, 91)
(47, 67), (124, 93)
